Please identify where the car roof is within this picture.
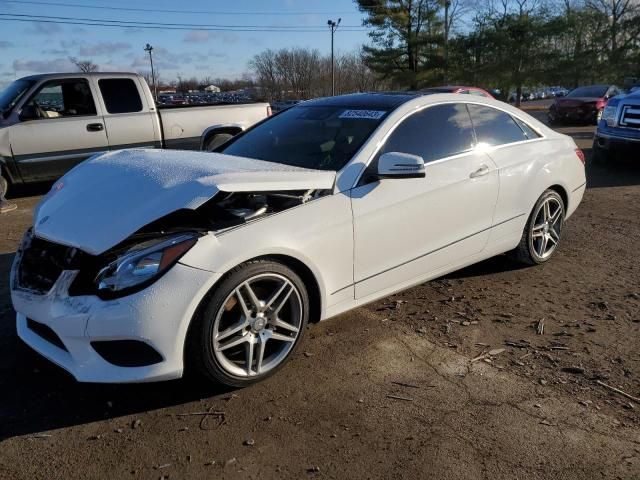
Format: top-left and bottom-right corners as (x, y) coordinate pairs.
(18, 72), (141, 81)
(301, 92), (428, 110)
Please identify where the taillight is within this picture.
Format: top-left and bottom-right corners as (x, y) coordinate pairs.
(575, 148), (585, 165)
(267, 105), (272, 117)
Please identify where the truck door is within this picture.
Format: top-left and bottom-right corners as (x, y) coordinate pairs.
(95, 77), (159, 150)
(9, 77), (108, 182)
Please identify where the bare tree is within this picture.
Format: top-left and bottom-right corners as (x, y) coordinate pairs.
(69, 57), (98, 73)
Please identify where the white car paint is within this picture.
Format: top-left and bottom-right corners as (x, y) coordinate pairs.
(33, 149), (336, 255)
(11, 93), (586, 383)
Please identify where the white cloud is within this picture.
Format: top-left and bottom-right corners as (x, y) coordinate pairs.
(13, 57), (74, 73)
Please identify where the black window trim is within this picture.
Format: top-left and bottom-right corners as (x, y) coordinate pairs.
(350, 100), (546, 189)
(22, 77), (98, 120)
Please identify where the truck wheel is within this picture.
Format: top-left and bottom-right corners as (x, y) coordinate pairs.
(0, 172), (8, 198)
(205, 133), (234, 152)
(592, 139), (610, 164)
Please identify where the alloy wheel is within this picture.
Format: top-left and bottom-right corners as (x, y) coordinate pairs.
(530, 196), (563, 260)
(212, 273), (303, 378)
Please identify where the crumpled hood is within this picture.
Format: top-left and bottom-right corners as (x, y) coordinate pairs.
(33, 149), (336, 255)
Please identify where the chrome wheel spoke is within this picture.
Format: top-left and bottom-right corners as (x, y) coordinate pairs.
(255, 334), (267, 374)
(217, 333), (249, 352)
(235, 287), (253, 318)
(216, 319), (247, 342)
(245, 339), (255, 375)
(549, 228), (560, 244)
(242, 281), (262, 311)
(269, 331), (296, 343)
(265, 280), (292, 310)
(543, 201), (551, 222)
(532, 224), (545, 238)
(272, 317), (300, 333)
(539, 235), (549, 256)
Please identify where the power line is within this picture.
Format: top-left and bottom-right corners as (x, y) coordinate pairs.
(1, 0), (372, 16)
(0, 17), (363, 32)
(0, 12), (364, 29)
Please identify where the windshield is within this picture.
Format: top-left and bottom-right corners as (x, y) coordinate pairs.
(0, 79), (34, 115)
(567, 86), (608, 98)
(220, 105), (389, 171)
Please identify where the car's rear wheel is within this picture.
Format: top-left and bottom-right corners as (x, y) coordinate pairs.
(188, 260), (309, 387)
(204, 133), (234, 152)
(509, 189), (565, 265)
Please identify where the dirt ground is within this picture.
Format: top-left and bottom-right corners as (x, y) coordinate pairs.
(0, 114), (639, 480)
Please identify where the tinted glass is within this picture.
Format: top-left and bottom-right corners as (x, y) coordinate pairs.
(30, 79), (96, 118)
(0, 79), (34, 114)
(468, 104), (527, 145)
(221, 105), (388, 171)
(513, 117), (540, 139)
(566, 86), (608, 98)
(99, 78), (143, 114)
(379, 103), (475, 163)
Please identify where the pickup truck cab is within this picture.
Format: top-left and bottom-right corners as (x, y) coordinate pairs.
(593, 89), (640, 162)
(0, 72), (270, 196)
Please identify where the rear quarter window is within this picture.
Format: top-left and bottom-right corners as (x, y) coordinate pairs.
(98, 78), (143, 114)
(468, 104), (528, 145)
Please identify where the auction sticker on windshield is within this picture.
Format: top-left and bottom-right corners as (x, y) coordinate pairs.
(339, 110), (386, 120)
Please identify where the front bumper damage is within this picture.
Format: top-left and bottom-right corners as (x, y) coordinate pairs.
(11, 247), (220, 383)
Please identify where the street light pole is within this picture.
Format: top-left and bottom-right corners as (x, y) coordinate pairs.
(144, 43), (157, 102)
(327, 18), (341, 96)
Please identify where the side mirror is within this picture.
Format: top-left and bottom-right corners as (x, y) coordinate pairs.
(19, 105), (40, 121)
(378, 152), (425, 179)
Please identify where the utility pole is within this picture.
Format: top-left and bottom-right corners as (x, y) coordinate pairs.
(327, 18), (341, 96)
(144, 43), (157, 102)
(444, 0), (451, 85)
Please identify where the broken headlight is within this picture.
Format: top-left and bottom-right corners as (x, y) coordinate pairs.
(94, 233), (197, 297)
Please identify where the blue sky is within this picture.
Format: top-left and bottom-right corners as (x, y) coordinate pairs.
(0, 0), (371, 88)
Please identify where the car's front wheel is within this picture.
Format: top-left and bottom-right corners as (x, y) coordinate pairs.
(188, 260), (309, 387)
(509, 189), (565, 265)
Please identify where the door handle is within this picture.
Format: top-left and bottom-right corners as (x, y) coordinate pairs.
(86, 123), (104, 132)
(469, 164), (490, 178)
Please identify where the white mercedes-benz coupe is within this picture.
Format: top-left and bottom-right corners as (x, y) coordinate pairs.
(11, 93), (586, 387)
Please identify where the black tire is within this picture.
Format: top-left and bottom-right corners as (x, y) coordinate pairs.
(204, 133), (234, 152)
(0, 171), (8, 198)
(187, 259), (309, 387)
(508, 189), (565, 266)
(592, 139), (610, 164)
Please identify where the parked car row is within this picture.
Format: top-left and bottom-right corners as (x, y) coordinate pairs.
(157, 91), (255, 106)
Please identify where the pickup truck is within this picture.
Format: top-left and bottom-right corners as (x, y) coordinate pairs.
(593, 89), (640, 163)
(0, 72), (271, 196)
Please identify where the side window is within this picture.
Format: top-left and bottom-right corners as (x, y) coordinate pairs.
(468, 104), (527, 145)
(28, 79), (96, 118)
(380, 103), (475, 163)
(98, 78), (143, 114)
(513, 116), (541, 140)
(469, 90), (488, 97)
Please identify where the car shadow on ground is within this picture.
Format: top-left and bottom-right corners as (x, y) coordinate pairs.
(5, 181), (53, 200)
(0, 252), (232, 442)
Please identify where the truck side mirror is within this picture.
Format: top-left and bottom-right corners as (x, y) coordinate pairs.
(19, 105), (40, 121)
